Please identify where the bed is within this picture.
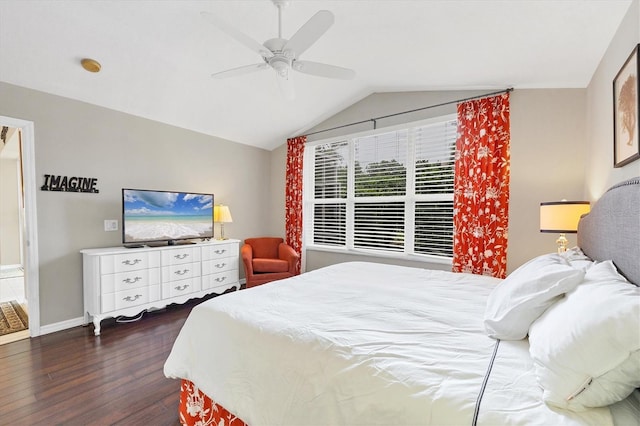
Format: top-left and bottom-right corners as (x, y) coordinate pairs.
(164, 177), (640, 426)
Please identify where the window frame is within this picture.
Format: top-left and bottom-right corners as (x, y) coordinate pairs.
(303, 114), (456, 266)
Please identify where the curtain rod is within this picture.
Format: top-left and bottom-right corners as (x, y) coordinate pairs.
(304, 87), (513, 137)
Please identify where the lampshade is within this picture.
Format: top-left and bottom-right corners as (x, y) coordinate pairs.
(214, 205), (233, 223)
(539, 201), (590, 233)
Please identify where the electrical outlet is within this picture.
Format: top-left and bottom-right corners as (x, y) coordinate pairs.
(104, 219), (118, 232)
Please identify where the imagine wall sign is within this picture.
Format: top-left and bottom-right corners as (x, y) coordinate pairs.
(41, 174), (99, 193)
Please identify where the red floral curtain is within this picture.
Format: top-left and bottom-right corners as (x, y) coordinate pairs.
(452, 93), (510, 279)
(285, 135), (306, 274)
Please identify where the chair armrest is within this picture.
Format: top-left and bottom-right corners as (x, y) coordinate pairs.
(278, 243), (300, 275)
(241, 244), (254, 276)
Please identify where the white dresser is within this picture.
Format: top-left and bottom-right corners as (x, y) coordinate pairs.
(81, 239), (240, 335)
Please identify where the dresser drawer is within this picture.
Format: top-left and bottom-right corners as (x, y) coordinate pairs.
(101, 285), (160, 312)
(163, 277), (202, 298)
(101, 268), (160, 293)
(202, 269), (237, 291)
(162, 261), (201, 283)
(202, 257), (238, 275)
(201, 243), (236, 261)
(100, 251), (160, 274)
(161, 247), (201, 265)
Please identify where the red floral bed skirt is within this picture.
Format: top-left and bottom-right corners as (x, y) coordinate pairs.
(179, 379), (248, 426)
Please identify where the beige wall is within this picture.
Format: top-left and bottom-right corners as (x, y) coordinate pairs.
(269, 142), (287, 237)
(585, 0), (640, 198)
(270, 89), (588, 274)
(509, 89), (587, 270)
(0, 82), (272, 327)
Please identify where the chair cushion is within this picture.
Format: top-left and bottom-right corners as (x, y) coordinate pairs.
(245, 237), (283, 259)
(253, 258), (289, 273)
(246, 272), (295, 288)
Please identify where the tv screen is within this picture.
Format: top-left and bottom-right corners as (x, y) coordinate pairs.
(122, 188), (214, 245)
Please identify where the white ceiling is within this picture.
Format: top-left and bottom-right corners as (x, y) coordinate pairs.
(0, 0), (632, 150)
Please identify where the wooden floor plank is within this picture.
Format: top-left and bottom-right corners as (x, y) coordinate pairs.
(0, 295), (220, 425)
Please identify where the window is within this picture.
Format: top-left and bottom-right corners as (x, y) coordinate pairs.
(305, 115), (456, 260)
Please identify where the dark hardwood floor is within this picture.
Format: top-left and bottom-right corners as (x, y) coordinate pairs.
(0, 295), (219, 425)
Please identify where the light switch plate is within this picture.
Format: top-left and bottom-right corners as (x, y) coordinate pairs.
(104, 219), (118, 232)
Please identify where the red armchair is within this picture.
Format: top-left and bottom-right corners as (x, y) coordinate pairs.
(241, 237), (300, 288)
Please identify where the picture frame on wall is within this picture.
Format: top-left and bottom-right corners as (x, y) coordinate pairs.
(613, 43), (639, 168)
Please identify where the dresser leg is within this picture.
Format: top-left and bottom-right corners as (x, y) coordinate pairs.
(93, 317), (102, 336)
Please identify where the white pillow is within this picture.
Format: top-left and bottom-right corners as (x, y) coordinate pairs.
(484, 253), (585, 340)
(528, 260), (640, 411)
(561, 247), (595, 271)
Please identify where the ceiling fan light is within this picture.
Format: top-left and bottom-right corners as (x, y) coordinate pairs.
(270, 58), (290, 78)
(277, 67), (289, 79)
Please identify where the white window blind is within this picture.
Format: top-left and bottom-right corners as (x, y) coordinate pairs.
(312, 141), (348, 246)
(413, 120), (456, 257)
(305, 115), (456, 260)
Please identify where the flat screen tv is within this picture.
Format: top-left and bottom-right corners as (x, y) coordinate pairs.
(122, 188), (214, 246)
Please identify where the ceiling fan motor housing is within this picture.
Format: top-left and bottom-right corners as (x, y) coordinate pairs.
(263, 38), (294, 77)
(263, 38), (292, 58)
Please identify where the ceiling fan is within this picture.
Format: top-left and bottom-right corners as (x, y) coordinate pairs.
(201, 0), (355, 100)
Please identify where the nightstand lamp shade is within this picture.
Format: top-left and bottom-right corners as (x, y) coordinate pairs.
(214, 204), (233, 240)
(540, 201), (590, 254)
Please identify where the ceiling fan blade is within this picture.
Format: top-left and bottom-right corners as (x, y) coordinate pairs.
(211, 63), (268, 79)
(276, 69), (295, 100)
(284, 10), (334, 57)
(201, 11), (273, 58)
(292, 60), (355, 80)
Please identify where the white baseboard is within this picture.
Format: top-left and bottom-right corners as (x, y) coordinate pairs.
(0, 264), (22, 271)
(38, 316), (86, 336)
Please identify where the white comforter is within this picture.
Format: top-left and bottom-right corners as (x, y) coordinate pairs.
(164, 261), (616, 425)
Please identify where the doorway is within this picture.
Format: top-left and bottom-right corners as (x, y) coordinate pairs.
(0, 117), (39, 342)
(0, 126), (28, 343)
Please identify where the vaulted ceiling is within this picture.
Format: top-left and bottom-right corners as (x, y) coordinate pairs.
(0, 1), (632, 150)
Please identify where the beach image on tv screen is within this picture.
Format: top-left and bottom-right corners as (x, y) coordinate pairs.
(123, 190), (213, 242)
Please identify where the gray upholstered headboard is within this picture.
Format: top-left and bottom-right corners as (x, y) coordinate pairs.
(577, 177), (640, 286)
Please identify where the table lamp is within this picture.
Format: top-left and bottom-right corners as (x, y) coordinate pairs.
(214, 204), (233, 240)
(540, 200), (590, 253)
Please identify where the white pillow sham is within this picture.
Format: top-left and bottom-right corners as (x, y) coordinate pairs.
(484, 253), (585, 340)
(528, 260), (640, 411)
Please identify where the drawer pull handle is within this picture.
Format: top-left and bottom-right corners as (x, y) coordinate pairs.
(174, 269), (189, 276)
(122, 259), (142, 266)
(214, 249), (226, 255)
(123, 294), (142, 302)
(215, 276), (227, 283)
(215, 263), (226, 269)
(175, 284), (189, 291)
(123, 277), (142, 284)
(174, 253), (189, 260)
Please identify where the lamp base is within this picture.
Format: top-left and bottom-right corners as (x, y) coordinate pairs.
(556, 233), (568, 254)
(216, 223), (228, 241)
